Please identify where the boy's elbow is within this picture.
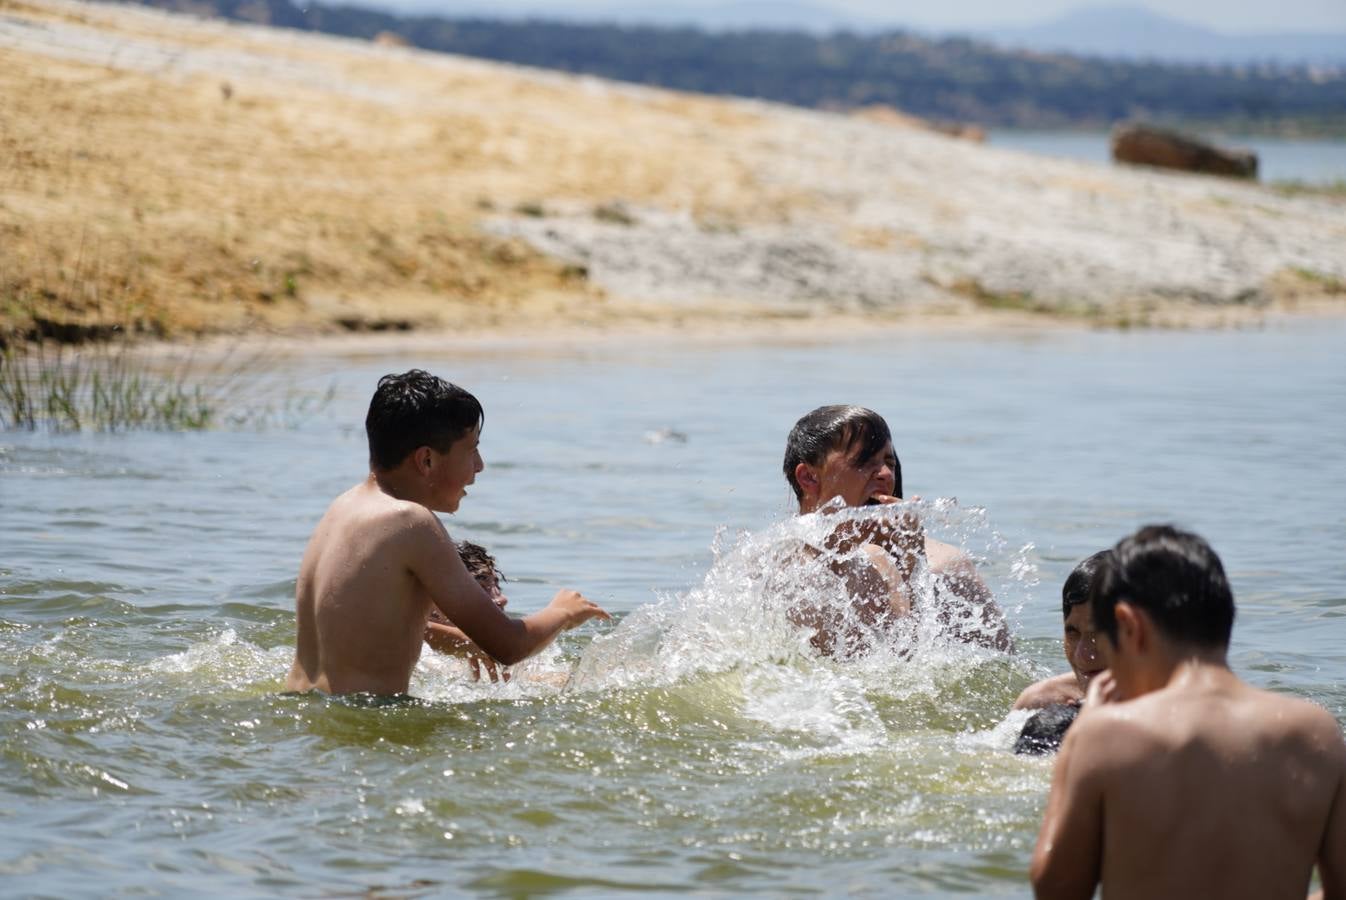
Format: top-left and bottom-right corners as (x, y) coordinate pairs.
(490, 645), (530, 666)
(481, 628), (532, 666)
(1028, 849), (1085, 900)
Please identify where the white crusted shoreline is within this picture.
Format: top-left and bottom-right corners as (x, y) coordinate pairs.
(4, 0), (1344, 332)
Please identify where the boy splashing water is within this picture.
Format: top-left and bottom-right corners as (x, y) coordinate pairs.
(285, 370), (608, 696)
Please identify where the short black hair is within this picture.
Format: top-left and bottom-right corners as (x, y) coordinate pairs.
(1090, 525), (1235, 650)
(1062, 551), (1110, 618)
(1013, 703), (1079, 756)
(365, 370), (483, 471)
(782, 405), (900, 501)
(457, 540), (504, 585)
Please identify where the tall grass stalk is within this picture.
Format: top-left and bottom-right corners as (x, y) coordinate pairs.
(1, 337), (212, 431)
(0, 335), (330, 432)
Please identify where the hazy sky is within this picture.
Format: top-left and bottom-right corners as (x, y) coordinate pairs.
(410, 0), (1346, 33)
(833, 0), (1346, 32)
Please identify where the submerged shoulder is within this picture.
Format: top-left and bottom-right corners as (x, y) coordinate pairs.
(924, 537), (973, 574)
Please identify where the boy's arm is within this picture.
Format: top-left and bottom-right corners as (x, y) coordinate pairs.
(934, 553), (1013, 652)
(424, 620), (476, 655)
(1016, 673), (1084, 710)
(424, 621), (508, 682)
(1317, 722), (1346, 900)
(1030, 714), (1106, 900)
(404, 508), (607, 666)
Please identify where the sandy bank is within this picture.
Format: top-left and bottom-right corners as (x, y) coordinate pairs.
(2, 0), (1344, 342)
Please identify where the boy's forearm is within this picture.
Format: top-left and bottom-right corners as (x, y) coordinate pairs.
(475, 608), (571, 665)
(424, 621), (476, 656)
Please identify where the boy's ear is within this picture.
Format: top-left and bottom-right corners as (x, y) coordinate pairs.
(413, 446), (434, 476)
(1114, 601), (1146, 655)
(794, 462), (819, 496)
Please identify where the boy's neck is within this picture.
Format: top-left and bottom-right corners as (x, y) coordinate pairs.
(1143, 645), (1232, 695)
(369, 469), (428, 506)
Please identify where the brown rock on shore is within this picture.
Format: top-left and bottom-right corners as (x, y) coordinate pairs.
(1111, 123), (1259, 179)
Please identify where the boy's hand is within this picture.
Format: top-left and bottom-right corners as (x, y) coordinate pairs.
(1083, 670), (1123, 709)
(468, 653), (510, 683)
(824, 496), (926, 579)
(547, 589), (611, 629)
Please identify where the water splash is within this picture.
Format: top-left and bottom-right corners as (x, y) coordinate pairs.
(567, 500), (1036, 748)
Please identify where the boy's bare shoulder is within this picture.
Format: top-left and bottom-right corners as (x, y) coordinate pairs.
(1251, 688), (1346, 754)
(925, 537), (968, 573)
(341, 482), (443, 530)
(1062, 698), (1174, 774)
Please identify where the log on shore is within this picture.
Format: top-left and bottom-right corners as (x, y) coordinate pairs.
(1111, 124), (1258, 179)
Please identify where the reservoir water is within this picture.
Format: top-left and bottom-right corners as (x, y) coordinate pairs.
(3, 320), (1345, 896)
(989, 130), (1346, 184)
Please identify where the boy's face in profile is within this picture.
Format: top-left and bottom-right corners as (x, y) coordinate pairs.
(1063, 603), (1104, 692)
(813, 439), (899, 508)
(429, 425), (484, 513)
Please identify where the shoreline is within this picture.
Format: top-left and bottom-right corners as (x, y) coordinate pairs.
(109, 296), (1346, 362)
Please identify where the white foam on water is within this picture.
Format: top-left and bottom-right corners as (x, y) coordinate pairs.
(412, 638), (573, 703)
(147, 628), (292, 690)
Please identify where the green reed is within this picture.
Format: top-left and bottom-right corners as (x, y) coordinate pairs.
(1, 336), (211, 431)
(0, 334), (331, 433)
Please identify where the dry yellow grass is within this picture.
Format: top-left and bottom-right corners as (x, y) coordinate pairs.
(0, 0), (790, 338)
(5, 0), (1342, 343)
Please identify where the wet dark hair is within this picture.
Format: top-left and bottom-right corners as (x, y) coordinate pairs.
(1090, 525), (1235, 649)
(1062, 551), (1110, 618)
(1013, 703), (1079, 756)
(782, 405), (900, 501)
(365, 370), (483, 471)
(457, 540), (504, 586)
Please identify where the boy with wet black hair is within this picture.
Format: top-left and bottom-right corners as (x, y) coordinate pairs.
(1017, 551), (1110, 709)
(781, 404), (1009, 654)
(285, 370), (609, 696)
(1013, 551), (1110, 755)
(784, 405), (902, 504)
(1031, 525), (1346, 900)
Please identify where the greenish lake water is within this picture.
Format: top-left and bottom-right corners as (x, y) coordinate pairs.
(3, 322), (1344, 896)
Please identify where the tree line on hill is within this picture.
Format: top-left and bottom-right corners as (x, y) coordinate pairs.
(134, 0), (1346, 132)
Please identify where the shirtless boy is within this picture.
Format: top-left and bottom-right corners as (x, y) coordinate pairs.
(1031, 525), (1346, 900)
(1013, 551), (1109, 754)
(781, 405), (1010, 654)
(1016, 551), (1109, 712)
(285, 370), (609, 696)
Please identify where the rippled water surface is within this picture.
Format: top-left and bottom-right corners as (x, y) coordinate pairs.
(3, 321), (1345, 897)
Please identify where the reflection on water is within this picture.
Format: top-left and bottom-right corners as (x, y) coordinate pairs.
(2, 322), (1345, 895)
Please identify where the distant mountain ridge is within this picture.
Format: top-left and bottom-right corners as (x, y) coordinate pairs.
(372, 1), (1346, 66)
(974, 6), (1346, 67)
(130, 0), (1346, 133)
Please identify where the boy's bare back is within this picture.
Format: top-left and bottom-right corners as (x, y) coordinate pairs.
(1039, 668), (1346, 900)
(287, 479), (455, 695)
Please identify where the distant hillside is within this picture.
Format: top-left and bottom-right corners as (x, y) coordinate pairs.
(126, 0), (1346, 132)
(376, 1), (864, 33)
(976, 6), (1346, 67)
(7, 0), (1346, 343)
